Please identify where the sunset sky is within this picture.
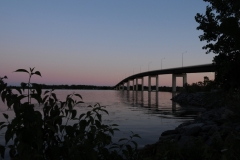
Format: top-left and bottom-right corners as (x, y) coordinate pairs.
(0, 1), (215, 87)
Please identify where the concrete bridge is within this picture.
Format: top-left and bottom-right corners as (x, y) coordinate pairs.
(114, 63), (215, 92)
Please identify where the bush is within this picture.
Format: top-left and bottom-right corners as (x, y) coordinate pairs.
(183, 78), (217, 93)
(0, 68), (140, 160)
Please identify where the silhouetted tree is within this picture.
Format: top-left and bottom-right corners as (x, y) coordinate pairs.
(195, 0), (240, 91)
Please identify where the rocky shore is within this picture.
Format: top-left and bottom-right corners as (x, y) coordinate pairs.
(171, 92), (222, 107)
(140, 92), (240, 159)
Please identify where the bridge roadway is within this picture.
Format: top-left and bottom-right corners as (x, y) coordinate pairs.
(114, 63), (216, 92)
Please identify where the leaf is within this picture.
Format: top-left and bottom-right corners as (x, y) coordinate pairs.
(65, 109), (69, 117)
(32, 83), (42, 96)
(44, 90), (50, 95)
(0, 125), (7, 130)
(126, 144), (132, 152)
(132, 133), (141, 139)
(3, 76), (7, 79)
(14, 69), (29, 74)
(42, 95), (48, 103)
(17, 95), (27, 102)
(65, 125), (74, 137)
(79, 113), (85, 120)
(30, 94), (42, 104)
(118, 138), (128, 142)
(74, 93), (82, 99)
(1, 91), (6, 103)
(5, 127), (12, 143)
(96, 114), (102, 121)
(2, 113), (8, 119)
(46, 124), (57, 133)
(21, 82), (27, 90)
(33, 71), (42, 77)
(0, 145), (5, 159)
(109, 129), (114, 136)
(51, 93), (57, 101)
(131, 141), (138, 148)
(30, 67), (35, 72)
(71, 110), (77, 119)
(95, 120), (101, 128)
(14, 88), (22, 95)
(76, 101), (84, 105)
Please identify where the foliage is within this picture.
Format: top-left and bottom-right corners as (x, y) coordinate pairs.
(141, 131), (240, 160)
(195, 0), (240, 91)
(0, 68), (140, 160)
(183, 76), (216, 93)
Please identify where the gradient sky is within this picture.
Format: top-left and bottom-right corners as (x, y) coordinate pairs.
(0, 1), (215, 87)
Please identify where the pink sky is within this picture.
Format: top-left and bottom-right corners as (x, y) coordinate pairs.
(0, 1), (215, 87)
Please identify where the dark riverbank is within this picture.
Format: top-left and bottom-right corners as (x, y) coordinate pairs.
(140, 92), (240, 159)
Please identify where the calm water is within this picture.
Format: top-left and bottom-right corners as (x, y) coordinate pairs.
(0, 90), (204, 148)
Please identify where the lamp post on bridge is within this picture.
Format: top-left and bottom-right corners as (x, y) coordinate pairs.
(182, 51), (187, 67)
(161, 57), (165, 70)
(148, 62), (152, 71)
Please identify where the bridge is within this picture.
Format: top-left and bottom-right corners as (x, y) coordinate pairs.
(114, 63), (215, 92)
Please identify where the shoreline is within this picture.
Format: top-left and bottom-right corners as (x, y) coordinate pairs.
(140, 92), (240, 159)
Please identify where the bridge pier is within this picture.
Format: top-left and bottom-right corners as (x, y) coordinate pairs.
(133, 79), (135, 91)
(135, 77), (144, 91)
(127, 80), (130, 91)
(136, 78), (138, 91)
(148, 76), (151, 92)
(148, 75), (158, 92)
(172, 73), (187, 92)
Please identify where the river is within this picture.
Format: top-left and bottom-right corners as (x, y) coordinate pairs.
(0, 90), (204, 148)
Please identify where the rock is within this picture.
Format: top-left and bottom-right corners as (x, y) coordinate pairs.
(207, 126), (219, 136)
(171, 92), (207, 106)
(202, 125), (215, 132)
(159, 134), (181, 142)
(184, 126), (201, 136)
(161, 130), (179, 136)
(178, 136), (196, 147)
(182, 123), (204, 129)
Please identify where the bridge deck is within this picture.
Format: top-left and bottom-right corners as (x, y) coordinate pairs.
(115, 63), (215, 87)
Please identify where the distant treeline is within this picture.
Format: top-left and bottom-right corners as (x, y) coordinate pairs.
(121, 85), (183, 92)
(9, 84), (113, 90)
(8, 84), (183, 91)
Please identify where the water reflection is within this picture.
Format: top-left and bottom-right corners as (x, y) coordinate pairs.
(0, 90), (206, 148)
(148, 91), (151, 107)
(118, 90), (204, 121)
(172, 92), (176, 112)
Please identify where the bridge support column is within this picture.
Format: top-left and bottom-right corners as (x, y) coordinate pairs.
(156, 75), (159, 92)
(183, 74), (187, 86)
(172, 73), (187, 92)
(149, 75), (158, 92)
(141, 77), (144, 91)
(133, 79), (135, 91)
(127, 80), (130, 91)
(136, 78), (138, 91)
(122, 83), (124, 91)
(148, 76), (151, 92)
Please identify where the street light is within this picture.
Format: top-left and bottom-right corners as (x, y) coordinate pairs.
(182, 51), (187, 67)
(148, 62), (152, 71)
(161, 57), (165, 70)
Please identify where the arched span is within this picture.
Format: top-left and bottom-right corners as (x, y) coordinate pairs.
(114, 63), (215, 88)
